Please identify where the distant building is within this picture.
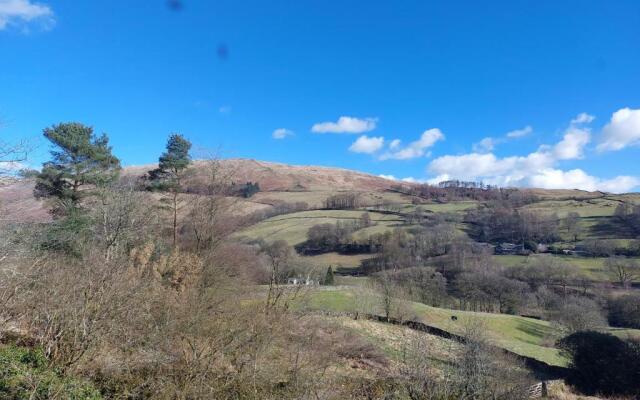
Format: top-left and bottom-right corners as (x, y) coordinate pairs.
(495, 242), (526, 255)
(536, 243), (549, 253)
(286, 276), (318, 286)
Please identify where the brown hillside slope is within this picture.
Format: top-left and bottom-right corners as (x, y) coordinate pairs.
(123, 158), (402, 192)
(0, 159), (403, 223)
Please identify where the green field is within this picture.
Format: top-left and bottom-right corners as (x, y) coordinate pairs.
(303, 252), (373, 269)
(332, 315), (461, 366)
(236, 209), (403, 245)
(302, 288), (566, 366)
(302, 287), (640, 367)
(400, 201), (478, 214)
(252, 190), (414, 209)
(521, 198), (620, 218)
(493, 254), (640, 282)
(237, 190), (640, 370)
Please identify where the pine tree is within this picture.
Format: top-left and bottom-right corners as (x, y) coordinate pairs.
(34, 122), (120, 205)
(149, 134), (192, 247)
(324, 266), (335, 285)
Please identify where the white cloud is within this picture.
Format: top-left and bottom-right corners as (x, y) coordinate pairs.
(312, 116), (377, 134)
(349, 135), (384, 154)
(218, 105), (232, 114)
(506, 125), (533, 138)
(426, 115), (638, 193)
(472, 137), (496, 153)
(272, 128), (294, 139)
(380, 128), (444, 160)
(377, 174), (424, 184)
(0, 0), (54, 30)
(401, 177), (424, 183)
(571, 112), (595, 125)
(553, 125), (590, 160)
(528, 169), (638, 193)
(389, 139), (401, 150)
(597, 107), (640, 152)
(0, 160), (27, 173)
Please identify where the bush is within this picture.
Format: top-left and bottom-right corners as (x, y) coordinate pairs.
(558, 331), (640, 396)
(548, 296), (606, 333)
(0, 345), (102, 400)
(608, 294), (640, 329)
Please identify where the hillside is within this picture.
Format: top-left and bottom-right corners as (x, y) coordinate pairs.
(122, 158), (404, 192)
(3, 159), (640, 399)
(0, 159), (407, 223)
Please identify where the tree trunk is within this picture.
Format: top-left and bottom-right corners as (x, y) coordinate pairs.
(172, 190), (178, 248)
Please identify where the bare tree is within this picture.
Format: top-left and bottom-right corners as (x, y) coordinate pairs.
(184, 157), (239, 253)
(564, 211), (583, 242)
(92, 181), (159, 260)
(605, 257), (640, 288)
(0, 137), (32, 178)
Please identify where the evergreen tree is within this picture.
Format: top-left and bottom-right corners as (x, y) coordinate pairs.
(324, 266), (335, 285)
(149, 133), (192, 247)
(34, 122), (120, 205)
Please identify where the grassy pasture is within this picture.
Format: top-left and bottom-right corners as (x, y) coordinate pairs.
(333, 316), (461, 366)
(400, 201), (478, 214)
(302, 252), (373, 270)
(521, 198), (619, 218)
(236, 209), (403, 245)
(302, 288), (566, 366)
(251, 190), (413, 209)
(493, 254), (640, 282)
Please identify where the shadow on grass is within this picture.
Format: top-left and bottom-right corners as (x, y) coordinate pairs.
(515, 319), (554, 345)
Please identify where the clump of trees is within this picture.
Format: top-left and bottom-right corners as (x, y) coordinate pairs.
(455, 268), (528, 314)
(231, 181), (260, 198)
(323, 192), (360, 209)
(608, 294), (640, 329)
(362, 224), (456, 273)
(465, 203), (559, 245)
(385, 266), (448, 306)
(298, 213), (375, 254)
(558, 331), (640, 397)
(615, 201), (640, 236)
(393, 180), (539, 204)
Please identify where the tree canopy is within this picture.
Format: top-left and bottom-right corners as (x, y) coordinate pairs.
(34, 122), (120, 203)
(148, 133), (191, 190)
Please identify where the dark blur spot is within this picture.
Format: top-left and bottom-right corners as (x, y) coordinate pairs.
(217, 43), (229, 60)
(167, 0), (183, 11)
(594, 56), (606, 72)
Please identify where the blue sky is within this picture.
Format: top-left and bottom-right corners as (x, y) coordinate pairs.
(1, 0), (639, 192)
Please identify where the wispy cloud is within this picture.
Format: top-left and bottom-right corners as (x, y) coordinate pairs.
(218, 105), (232, 114)
(473, 125), (532, 153)
(506, 125), (533, 138)
(272, 128), (294, 139)
(312, 116), (377, 134)
(0, 0), (54, 31)
(571, 112), (595, 125)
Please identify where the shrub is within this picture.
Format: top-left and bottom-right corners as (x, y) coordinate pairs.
(0, 345), (102, 400)
(608, 294), (640, 329)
